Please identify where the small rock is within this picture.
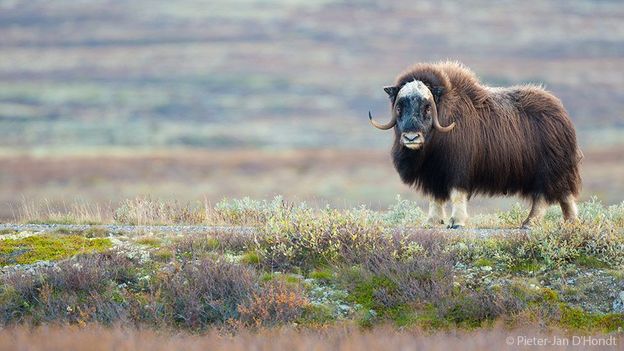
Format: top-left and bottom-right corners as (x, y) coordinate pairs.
(613, 291), (624, 313)
(160, 263), (177, 275)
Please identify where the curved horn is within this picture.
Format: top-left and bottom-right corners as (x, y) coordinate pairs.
(430, 98), (455, 132)
(369, 111), (396, 130)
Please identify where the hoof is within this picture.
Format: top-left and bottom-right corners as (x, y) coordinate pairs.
(447, 217), (465, 229)
(425, 218), (445, 227)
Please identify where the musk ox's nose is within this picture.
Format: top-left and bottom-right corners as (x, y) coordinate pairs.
(402, 132), (422, 143)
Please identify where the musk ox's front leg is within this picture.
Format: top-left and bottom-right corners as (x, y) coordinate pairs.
(521, 195), (548, 229)
(448, 189), (469, 229)
(559, 194), (579, 222)
(426, 197), (447, 226)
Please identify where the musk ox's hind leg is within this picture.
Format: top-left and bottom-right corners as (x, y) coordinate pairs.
(448, 189), (469, 229)
(559, 194), (579, 222)
(426, 197), (447, 227)
(521, 195), (548, 229)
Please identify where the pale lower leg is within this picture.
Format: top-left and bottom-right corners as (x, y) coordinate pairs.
(449, 189), (469, 228)
(560, 194), (578, 222)
(426, 197), (447, 226)
(522, 195), (548, 228)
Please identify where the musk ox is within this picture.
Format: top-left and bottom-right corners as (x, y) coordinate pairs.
(369, 61), (581, 228)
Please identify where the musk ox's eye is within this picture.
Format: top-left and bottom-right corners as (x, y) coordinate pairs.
(395, 105), (401, 115)
(424, 105), (431, 117)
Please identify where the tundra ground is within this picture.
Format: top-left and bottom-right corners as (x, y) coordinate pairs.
(1, 197), (623, 345)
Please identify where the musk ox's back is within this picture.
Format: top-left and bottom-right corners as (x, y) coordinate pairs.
(390, 62), (581, 203)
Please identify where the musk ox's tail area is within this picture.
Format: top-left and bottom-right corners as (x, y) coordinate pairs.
(514, 86), (582, 203)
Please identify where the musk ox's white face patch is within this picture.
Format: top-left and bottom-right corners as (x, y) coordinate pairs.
(397, 80), (432, 101)
(396, 80), (432, 150)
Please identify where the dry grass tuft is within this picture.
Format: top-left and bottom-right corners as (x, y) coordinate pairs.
(113, 197), (209, 225)
(14, 198), (108, 225)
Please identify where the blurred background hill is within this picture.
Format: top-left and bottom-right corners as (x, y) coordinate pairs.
(1, 0), (623, 219)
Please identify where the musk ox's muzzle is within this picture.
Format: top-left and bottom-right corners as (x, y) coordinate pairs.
(401, 131), (424, 149)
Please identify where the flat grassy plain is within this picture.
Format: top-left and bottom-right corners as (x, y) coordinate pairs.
(1, 145), (623, 222)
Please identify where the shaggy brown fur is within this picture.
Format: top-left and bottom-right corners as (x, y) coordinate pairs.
(390, 62), (581, 204)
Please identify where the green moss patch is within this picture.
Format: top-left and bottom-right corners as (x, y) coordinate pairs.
(0, 235), (111, 265)
(309, 268), (334, 283)
(135, 237), (162, 248)
(573, 255), (609, 269)
(349, 275), (398, 310)
(240, 250), (261, 265)
(152, 248), (174, 262)
(299, 304), (336, 326)
(0, 229), (18, 235)
(205, 237), (221, 250)
(509, 259), (543, 273)
(559, 305), (624, 332)
(473, 257), (495, 268)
